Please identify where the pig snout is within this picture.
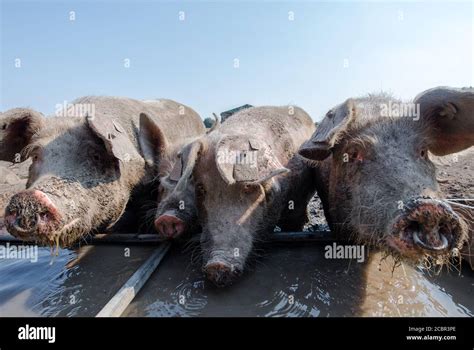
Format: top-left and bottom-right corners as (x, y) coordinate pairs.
(4, 190), (62, 240)
(154, 211), (186, 239)
(388, 197), (466, 257)
(203, 259), (243, 288)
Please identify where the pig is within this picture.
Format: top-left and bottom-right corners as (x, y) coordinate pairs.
(156, 106), (316, 286)
(299, 86), (474, 266)
(152, 143), (201, 240)
(0, 97), (205, 247)
(153, 115), (222, 240)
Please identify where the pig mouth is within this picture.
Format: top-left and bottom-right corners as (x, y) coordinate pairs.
(386, 198), (466, 261)
(6, 213), (82, 248)
(386, 221), (452, 256)
(5, 209), (64, 242)
(203, 257), (244, 288)
(412, 230), (448, 251)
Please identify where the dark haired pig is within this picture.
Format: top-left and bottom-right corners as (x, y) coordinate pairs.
(152, 147), (201, 240)
(299, 87), (473, 265)
(152, 119), (222, 240)
(159, 106), (316, 286)
(0, 97), (205, 247)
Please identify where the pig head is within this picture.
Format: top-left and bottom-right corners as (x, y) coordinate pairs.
(151, 115), (224, 240)
(299, 87), (474, 266)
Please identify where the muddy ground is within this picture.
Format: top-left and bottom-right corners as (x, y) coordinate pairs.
(432, 148), (474, 268)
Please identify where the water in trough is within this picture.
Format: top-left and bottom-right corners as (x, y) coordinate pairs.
(0, 241), (472, 317)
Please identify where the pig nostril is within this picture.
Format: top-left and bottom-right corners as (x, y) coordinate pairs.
(413, 231), (449, 252)
(155, 214), (185, 238)
(406, 221), (421, 233)
(405, 219), (450, 252)
(38, 212), (51, 223)
(204, 262), (234, 287)
(9, 216), (34, 234)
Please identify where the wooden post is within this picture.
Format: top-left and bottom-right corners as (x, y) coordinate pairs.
(95, 242), (171, 317)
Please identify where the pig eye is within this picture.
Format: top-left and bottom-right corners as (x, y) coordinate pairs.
(1, 123), (7, 130)
(87, 149), (102, 162)
(29, 148), (41, 162)
(348, 149), (364, 163)
(420, 148), (428, 160)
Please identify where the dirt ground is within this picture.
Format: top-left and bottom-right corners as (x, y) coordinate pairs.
(432, 148), (474, 268)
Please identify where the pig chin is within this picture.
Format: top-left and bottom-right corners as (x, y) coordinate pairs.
(44, 217), (88, 248)
(6, 207), (86, 248)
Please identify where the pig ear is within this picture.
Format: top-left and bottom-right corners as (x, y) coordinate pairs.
(138, 113), (169, 168)
(414, 87), (474, 156)
(168, 157), (183, 182)
(173, 141), (202, 190)
(299, 99), (357, 161)
(0, 108), (44, 163)
(216, 136), (289, 185)
(86, 115), (142, 168)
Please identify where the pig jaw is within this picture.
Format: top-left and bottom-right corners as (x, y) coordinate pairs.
(340, 187), (468, 263)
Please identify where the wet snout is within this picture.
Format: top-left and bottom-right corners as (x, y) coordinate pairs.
(389, 197), (466, 256)
(4, 190), (63, 240)
(203, 259), (243, 288)
(154, 211), (186, 239)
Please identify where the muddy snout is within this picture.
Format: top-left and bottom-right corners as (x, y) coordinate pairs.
(4, 190), (63, 240)
(389, 198), (466, 256)
(203, 260), (243, 288)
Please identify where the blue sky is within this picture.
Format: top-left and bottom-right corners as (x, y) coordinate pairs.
(1, 0), (472, 121)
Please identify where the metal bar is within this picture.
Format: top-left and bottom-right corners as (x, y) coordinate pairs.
(0, 230), (336, 246)
(95, 242), (171, 317)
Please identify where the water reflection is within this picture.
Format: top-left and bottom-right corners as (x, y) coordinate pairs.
(124, 244), (474, 317)
(0, 242), (472, 317)
(0, 245), (155, 317)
